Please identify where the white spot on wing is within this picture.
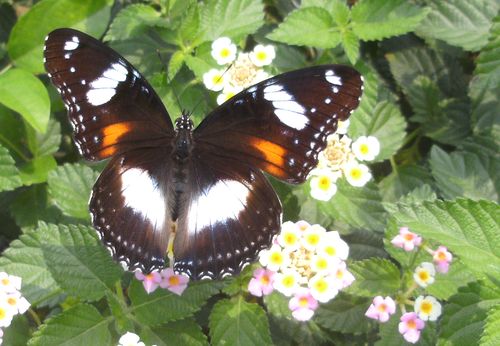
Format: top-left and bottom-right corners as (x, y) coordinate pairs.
(86, 62), (128, 106)
(263, 84), (309, 130)
(87, 89), (116, 106)
(325, 70), (342, 85)
(274, 109), (309, 130)
(64, 36), (79, 51)
(121, 168), (166, 228)
(188, 180), (249, 231)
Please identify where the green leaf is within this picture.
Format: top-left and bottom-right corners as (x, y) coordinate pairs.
(315, 295), (371, 334)
(429, 146), (499, 202)
(18, 155), (57, 186)
(323, 180), (387, 232)
(0, 105), (29, 162)
(391, 199), (500, 279)
(425, 261), (477, 300)
(40, 223), (123, 301)
(351, 0), (429, 41)
(2, 315), (31, 346)
(343, 230), (387, 260)
(144, 318), (209, 346)
(130, 280), (220, 326)
(472, 15), (500, 89)
(268, 7), (341, 48)
(0, 229), (61, 306)
(168, 50), (186, 80)
(379, 164), (434, 203)
(28, 304), (112, 346)
(7, 0), (113, 74)
(26, 119), (61, 157)
(209, 297), (272, 346)
(0, 143), (21, 192)
(346, 258), (401, 297)
(439, 280), (500, 345)
(105, 4), (162, 41)
(481, 304), (500, 346)
(178, 3), (202, 46)
(105, 291), (134, 334)
(199, 0), (264, 42)
(417, 0), (498, 51)
(342, 30), (360, 64)
(348, 101), (406, 162)
(0, 68), (50, 133)
(9, 184), (62, 229)
(47, 163), (99, 220)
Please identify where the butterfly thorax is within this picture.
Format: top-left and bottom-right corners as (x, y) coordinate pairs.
(173, 112), (194, 162)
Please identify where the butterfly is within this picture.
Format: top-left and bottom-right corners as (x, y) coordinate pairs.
(43, 28), (363, 280)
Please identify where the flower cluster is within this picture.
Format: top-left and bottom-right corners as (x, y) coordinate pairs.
(248, 221), (354, 321)
(365, 227), (453, 343)
(0, 272), (30, 342)
(203, 37), (275, 105)
(134, 268), (189, 296)
(309, 132), (380, 201)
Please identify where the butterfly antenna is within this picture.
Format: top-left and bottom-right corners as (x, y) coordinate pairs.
(191, 63), (233, 116)
(156, 49), (185, 115)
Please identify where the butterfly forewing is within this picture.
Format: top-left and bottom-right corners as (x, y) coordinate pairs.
(43, 28), (174, 161)
(194, 65), (363, 184)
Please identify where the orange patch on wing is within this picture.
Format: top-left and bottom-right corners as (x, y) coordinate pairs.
(249, 138), (288, 178)
(102, 123), (131, 148)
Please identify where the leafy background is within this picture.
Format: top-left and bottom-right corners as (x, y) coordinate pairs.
(0, 0), (499, 345)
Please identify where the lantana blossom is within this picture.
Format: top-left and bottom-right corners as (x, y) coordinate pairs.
(211, 37), (237, 65)
(391, 227), (422, 251)
(159, 268), (189, 296)
(249, 44), (276, 67)
(134, 271), (161, 294)
(118, 331), (145, 346)
(413, 262), (436, 288)
(288, 288), (319, 321)
(432, 246), (453, 273)
(398, 312), (425, 344)
(343, 161), (372, 187)
(248, 268), (275, 297)
(414, 295), (442, 321)
(309, 168), (340, 201)
(365, 296), (396, 322)
(351, 136), (380, 161)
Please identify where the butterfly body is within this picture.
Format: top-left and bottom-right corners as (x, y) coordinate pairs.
(44, 28), (363, 280)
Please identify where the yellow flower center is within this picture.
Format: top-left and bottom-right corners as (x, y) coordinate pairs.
(256, 51), (267, 61)
(360, 144), (369, 155)
(145, 273), (155, 281)
(259, 275), (270, 286)
(418, 270), (429, 281)
(7, 297), (16, 306)
(325, 246), (336, 256)
(377, 303), (387, 312)
(319, 176), (331, 190)
(316, 258), (328, 270)
(0, 308), (5, 319)
(407, 319), (416, 329)
(299, 297), (309, 307)
(168, 275), (180, 286)
(307, 234), (320, 246)
(336, 269), (344, 279)
(437, 251), (446, 260)
(270, 252), (283, 265)
(313, 279), (328, 293)
(212, 75), (223, 85)
(421, 301), (432, 314)
(350, 168), (362, 180)
(282, 276), (295, 288)
(403, 233), (415, 241)
(1, 278), (9, 286)
(284, 233), (297, 245)
(220, 48), (230, 58)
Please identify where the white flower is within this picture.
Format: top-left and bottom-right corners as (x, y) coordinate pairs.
(413, 262), (436, 288)
(352, 136), (380, 161)
(343, 161), (372, 187)
(331, 261), (355, 289)
(317, 231), (349, 261)
(414, 295), (442, 321)
(203, 69), (227, 91)
(0, 272), (21, 293)
(216, 84), (243, 105)
(336, 119), (350, 135)
(118, 332), (145, 346)
(301, 224), (326, 251)
(211, 37), (237, 65)
(259, 245), (290, 272)
(3, 291), (30, 314)
(249, 44), (276, 67)
(0, 301), (14, 328)
(317, 134), (354, 172)
(273, 269), (301, 297)
(277, 221), (302, 251)
(310, 254), (337, 275)
(308, 274), (338, 303)
(309, 168), (340, 201)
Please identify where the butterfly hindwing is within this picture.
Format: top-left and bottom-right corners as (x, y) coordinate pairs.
(44, 28), (173, 161)
(174, 151), (282, 279)
(194, 65), (363, 184)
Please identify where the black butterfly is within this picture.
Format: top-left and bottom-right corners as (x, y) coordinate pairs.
(43, 28), (363, 280)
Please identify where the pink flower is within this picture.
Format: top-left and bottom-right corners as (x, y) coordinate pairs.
(432, 246), (453, 273)
(398, 312), (425, 344)
(391, 227), (422, 251)
(134, 271), (161, 294)
(248, 268), (275, 297)
(159, 268), (189, 296)
(331, 260), (355, 289)
(365, 296), (396, 322)
(288, 288), (319, 321)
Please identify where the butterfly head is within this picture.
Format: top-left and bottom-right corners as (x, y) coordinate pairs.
(174, 111), (194, 132)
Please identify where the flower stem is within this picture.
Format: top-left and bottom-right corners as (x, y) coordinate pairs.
(28, 307), (42, 326)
